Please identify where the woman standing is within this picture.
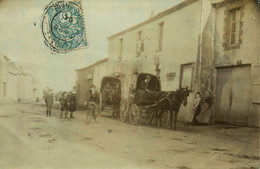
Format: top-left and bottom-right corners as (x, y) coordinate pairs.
(191, 92), (201, 125)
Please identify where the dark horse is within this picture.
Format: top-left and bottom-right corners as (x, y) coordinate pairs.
(155, 87), (190, 130)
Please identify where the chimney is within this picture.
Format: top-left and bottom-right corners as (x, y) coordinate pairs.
(149, 10), (155, 19)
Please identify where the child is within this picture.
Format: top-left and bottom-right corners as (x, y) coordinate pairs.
(59, 91), (68, 118)
(68, 91), (77, 118)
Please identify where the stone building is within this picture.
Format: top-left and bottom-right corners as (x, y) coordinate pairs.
(106, 0), (260, 126)
(0, 55), (9, 101)
(107, 0), (213, 122)
(207, 0), (260, 127)
(0, 54), (43, 103)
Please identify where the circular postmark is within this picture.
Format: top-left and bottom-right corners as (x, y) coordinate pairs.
(42, 0), (87, 53)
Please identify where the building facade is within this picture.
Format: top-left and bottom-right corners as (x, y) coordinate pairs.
(107, 0), (212, 122)
(208, 0), (260, 126)
(106, 0), (260, 126)
(0, 55), (44, 103)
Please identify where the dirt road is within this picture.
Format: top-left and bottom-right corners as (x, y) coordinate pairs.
(0, 103), (259, 169)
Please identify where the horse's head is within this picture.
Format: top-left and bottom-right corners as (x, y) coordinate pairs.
(179, 87), (190, 106)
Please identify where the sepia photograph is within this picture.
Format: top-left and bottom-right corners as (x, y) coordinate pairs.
(0, 0), (259, 169)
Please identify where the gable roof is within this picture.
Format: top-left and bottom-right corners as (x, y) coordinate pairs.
(107, 0), (199, 39)
(75, 58), (108, 71)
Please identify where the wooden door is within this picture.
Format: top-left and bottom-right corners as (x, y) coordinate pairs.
(216, 66), (250, 125)
(229, 66), (250, 125)
(216, 68), (232, 123)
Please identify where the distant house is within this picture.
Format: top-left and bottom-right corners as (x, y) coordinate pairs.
(75, 58), (109, 107)
(0, 54), (43, 103)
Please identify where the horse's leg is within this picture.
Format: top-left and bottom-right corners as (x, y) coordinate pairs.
(159, 108), (164, 127)
(112, 103), (115, 118)
(154, 107), (158, 126)
(174, 111), (178, 130)
(169, 109), (173, 129)
(115, 103), (119, 119)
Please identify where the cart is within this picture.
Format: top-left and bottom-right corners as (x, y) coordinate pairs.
(120, 73), (161, 125)
(100, 76), (122, 117)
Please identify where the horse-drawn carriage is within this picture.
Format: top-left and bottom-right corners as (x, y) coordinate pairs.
(119, 73), (161, 125)
(119, 72), (190, 129)
(100, 76), (122, 118)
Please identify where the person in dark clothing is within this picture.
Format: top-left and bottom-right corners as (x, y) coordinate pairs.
(192, 92), (201, 125)
(204, 91), (214, 109)
(59, 91), (68, 118)
(139, 75), (151, 92)
(111, 82), (121, 118)
(45, 89), (54, 117)
(86, 85), (100, 123)
(68, 91), (77, 118)
(103, 82), (113, 104)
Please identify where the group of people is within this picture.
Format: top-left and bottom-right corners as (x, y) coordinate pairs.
(59, 91), (77, 118)
(191, 91), (214, 125)
(44, 89), (77, 119)
(44, 75), (213, 125)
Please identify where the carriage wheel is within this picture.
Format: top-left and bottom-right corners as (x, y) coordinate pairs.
(129, 104), (140, 125)
(120, 99), (128, 122)
(144, 111), (155, 125)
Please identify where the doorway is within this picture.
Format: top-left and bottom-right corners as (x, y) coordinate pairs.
(215, 65), (251, 125)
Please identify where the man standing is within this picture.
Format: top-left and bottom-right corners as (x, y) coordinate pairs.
(103, 82), (113, 104)
(45, 89), (54, 117)
(137, 75), (151, 103)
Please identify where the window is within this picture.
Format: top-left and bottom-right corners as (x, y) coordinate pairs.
(77, 84), (80, 99)
(137, 31), (142, 41)
(158, 22), (164, 52)
(119, 38), (123, 60)
(3, 82), (6, 98)
(136, 31), (143, 57)
(229, 8), (240, 46)
(223, 5), (243, 50)
(180, 63), (193, 90)
(87, 79), (92, 89)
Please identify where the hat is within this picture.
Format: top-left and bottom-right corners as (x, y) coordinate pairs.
(145, 75), (151, 80)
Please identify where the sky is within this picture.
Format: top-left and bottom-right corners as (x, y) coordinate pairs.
(0, 0), (183, 91)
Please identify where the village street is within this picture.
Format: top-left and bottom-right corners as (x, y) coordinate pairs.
(0, 103), (259, 169)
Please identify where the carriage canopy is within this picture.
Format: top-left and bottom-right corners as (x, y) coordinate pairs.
(101, 76), (121, 90)
(136, 73), (161, 91)
(134, 73), (161, 104)
(101, 76), (121, 105)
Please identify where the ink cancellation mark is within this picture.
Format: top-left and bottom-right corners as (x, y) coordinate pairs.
(41, 0), (87, 53)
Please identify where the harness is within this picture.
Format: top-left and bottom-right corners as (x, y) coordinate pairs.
(144, 92), (174, 108)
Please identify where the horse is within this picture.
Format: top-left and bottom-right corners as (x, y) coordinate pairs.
(155, 87), (190, 130)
